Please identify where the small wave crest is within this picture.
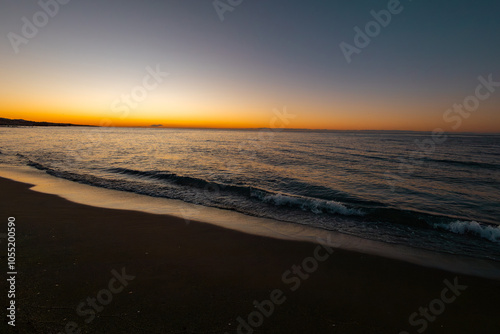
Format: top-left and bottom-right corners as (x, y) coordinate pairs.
(251, 191), (364, 216)
(423, 157), (500, 170)
(434, 220), (500, 243)
(108, 167), (364, 217)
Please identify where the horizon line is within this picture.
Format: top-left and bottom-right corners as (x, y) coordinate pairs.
(2, 117), (499, 134)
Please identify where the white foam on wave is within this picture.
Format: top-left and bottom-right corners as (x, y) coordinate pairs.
(253, 191), (364, 216)
(434, 220), (500, 243)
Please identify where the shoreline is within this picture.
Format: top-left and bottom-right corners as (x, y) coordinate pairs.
(1, 164), (500, 280)
(1, 176), (500, 333)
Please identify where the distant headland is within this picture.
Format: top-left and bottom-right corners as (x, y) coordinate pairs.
(0, 117), (94, 127)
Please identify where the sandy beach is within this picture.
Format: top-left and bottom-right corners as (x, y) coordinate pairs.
(1, 176), (499, 334)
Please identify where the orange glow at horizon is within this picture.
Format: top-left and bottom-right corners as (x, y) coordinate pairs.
(2, 55), (499, 133)
(2, 103), (500, 133)
(2, 74), (499, 133)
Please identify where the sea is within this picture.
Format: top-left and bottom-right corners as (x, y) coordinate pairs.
(1, 127), (499, 263)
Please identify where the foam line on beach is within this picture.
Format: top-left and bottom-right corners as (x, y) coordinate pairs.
(1, 163), (500, 280)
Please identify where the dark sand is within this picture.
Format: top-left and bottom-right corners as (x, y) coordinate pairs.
(1, 177), (499, 333)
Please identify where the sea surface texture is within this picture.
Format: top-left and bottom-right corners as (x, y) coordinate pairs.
(1, 127), (499, 261)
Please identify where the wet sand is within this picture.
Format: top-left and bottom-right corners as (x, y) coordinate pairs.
(1, 177), (499, 333)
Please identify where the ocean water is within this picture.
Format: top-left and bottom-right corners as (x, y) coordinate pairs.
(1, 127), (499, 262)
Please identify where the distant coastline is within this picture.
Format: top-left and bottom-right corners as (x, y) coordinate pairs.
(0, 117), (94, 127)
(1, 117), (498, 134)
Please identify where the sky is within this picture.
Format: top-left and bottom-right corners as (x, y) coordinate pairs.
(1, 0), (499, 132)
